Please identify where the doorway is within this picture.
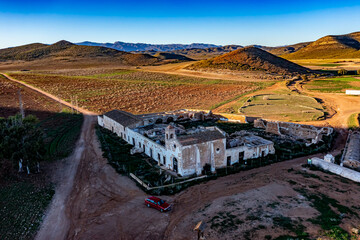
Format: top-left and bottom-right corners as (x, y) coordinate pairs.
(173, 158), (178, 172)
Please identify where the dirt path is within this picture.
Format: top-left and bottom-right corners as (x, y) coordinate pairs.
(2, 72), (359, 239)
(0, 73), (95, 115)
(294, 80), (360, 128)
(35, 114), (93, 240)
(2, 72), (170, 239)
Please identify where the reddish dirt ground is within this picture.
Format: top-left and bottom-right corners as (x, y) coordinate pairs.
(0, 75), (65, 120)
(5, 71), (257, 115)
(2, 71), (360, 239)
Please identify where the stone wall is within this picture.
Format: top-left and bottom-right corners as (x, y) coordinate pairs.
(226, 144), (275, 165)
(254, 119), (333, 144)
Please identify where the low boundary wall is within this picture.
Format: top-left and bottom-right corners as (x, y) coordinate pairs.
(311, 158), (360, 183)
(130, 173), (207, 191)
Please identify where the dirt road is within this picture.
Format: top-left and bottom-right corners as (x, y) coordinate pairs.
(3, 72), (359, 239)
(294, 80), (360, 128)
(0, 73), (94, 115)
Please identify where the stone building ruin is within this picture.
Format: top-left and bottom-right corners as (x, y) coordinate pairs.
(254, 119), (333, 145)
(98, 109), (275, 177)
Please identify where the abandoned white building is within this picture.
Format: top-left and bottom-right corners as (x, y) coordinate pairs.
(98, 109), (275, 177)
(254, 119), (333, 145)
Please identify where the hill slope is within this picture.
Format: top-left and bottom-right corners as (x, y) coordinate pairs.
(167, 45), (243, 60)
(0, 40), (159, 65)
(284, 32), (360, 59)
(186, 46), (311, 74)
(254, 42), (312, 56)
(153, 52), (194, 61)
(77, 41), (219, 52)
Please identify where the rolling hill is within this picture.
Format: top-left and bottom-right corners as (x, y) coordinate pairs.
(153, 52), (194, 61)
(0, 40), (160, 65)
(168, 45), (243, 60)
(76, 41), (219, 52)
(254, 42), (312, 56)
(283, 32), (360, 59)
(186, 46), (311, 75)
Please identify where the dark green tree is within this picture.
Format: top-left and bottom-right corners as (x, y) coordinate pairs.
(0, 114), (45, 175)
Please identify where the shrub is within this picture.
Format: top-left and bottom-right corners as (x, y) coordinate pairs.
(338, 69), (348, 75)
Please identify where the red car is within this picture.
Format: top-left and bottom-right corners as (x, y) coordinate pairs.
(145, 196), (171, 212)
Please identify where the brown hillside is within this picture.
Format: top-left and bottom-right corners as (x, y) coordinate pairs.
(153, 52), (194, 61)
(284, 32), (360, 59)
(0, 40), (158, 66)
(0, 43), (47, 61)
(166, 45), (243, 60)
(186, 46), (311, 75)
(255, 42), (311, 56)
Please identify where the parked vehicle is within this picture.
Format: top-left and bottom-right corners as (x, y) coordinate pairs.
(145, 196), (171, 212)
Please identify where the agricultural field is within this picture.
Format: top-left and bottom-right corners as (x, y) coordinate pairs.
(39, 112), (83, 161)
(0, 182), (54, 240)
(291, 59), (360, 71)
(0, 112), (83, 240)
(305, 77), (360, 93)
(6, 69), (270, 114)
(0, 74), (67, 120)
(239, 94), (325, 122)
(215, 80), (326, 122)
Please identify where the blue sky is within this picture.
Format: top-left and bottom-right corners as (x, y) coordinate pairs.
(0, 0), (360, 48)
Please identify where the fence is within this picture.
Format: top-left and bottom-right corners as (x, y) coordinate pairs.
(130, 173), (208, 191)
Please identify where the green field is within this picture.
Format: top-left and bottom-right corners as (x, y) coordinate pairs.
(239, 94), (325, 122)
(39, 111), (83, 160)
(0, 183), (54, 240)
(306, 77), (360, 93)
(0, 112), (83, 240)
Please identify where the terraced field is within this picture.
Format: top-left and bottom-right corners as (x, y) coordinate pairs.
(239, 94), (325, 122)
(7, 70), (268, 114)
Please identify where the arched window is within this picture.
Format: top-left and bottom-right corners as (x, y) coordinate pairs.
(166, 117), (174, 123)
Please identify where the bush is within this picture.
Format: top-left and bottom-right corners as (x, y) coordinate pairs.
(338, 69), (348, 75)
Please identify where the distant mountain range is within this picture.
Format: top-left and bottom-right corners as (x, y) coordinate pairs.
(1, 31), (359, 66)
(76, 41), (219, 52)
(0, 40), (158, 65)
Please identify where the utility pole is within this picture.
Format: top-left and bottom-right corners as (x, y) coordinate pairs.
(18, 89), (25, 119)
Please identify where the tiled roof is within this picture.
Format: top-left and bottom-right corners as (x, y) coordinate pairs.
(177, 129), (225, 146)
(104, 110), (142, 128)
